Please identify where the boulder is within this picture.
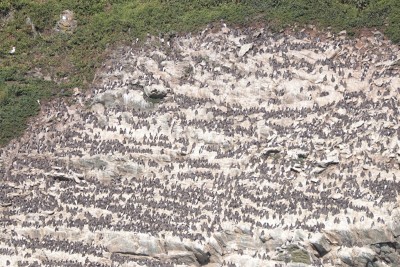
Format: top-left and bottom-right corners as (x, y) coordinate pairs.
(259, 231), (272, 243)
(238, 43), (253, 57)
(293, 230), (307, 243)
(105, 232), (165, 257)
(95, 92), (117, 108)
(55, 10), (77, 33)
(166, 251), (198, 266)
(338, 247), (353, 266)
(210, 229), (264, 258)
(144, 84), (168, 99)
(115, 162), (143, 176)
(264, 229), (286, 251)
(122, 90), (152, 110)
(356, 228), (394, 245)
(291, 166), (302, 173)
(235, 223), (253, 235)
(390, 208), (400, 237)
(337, 247), (379, 266)
(78, 156), (108, 170)
(310, 177), (320, 183)
(164, 236), (187, 252)
(310, 233), (331, 257)
(208, 236), (223, 256)
(311, 166), (326, 174)
(325, 47), (341, 59)
(262, 147), (282, 157)
(374, 243), (400, 265)
(325, 229), (358, 247)
(352, 120), (364, 128)
(296, 150), (309, 159)
(352, 247), (376, 267)
(45, 171), (83, 183)
(223, 254), (268, 267)
(25, 17), (38, 38)
(287, 245), (312, 265)
(275, 244), (311, 265)
(318, 151), (339, 168)
(331, 193), (343, 200)
(207, 236), (224, 263)
(186, 242), (210, 265)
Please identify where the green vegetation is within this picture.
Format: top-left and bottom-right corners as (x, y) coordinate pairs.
(289, 246), (311, 264)
(0, 69), (57, 146)
(276, 244), (311, 264)
(0, 0), (399, 145)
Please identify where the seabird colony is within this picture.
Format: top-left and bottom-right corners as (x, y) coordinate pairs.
(0, 24), (399, 266)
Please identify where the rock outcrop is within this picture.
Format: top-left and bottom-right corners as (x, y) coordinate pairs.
(0, 24), (399, 266)
(144, 84), (169, 99)
(55, 10), (77, 33)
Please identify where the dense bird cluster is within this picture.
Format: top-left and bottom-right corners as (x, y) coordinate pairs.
(0, 25), (399, 266)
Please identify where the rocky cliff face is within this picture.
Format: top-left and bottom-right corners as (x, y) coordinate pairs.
(0, 25), (399, 266)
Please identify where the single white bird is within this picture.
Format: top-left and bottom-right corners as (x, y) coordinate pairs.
(9, 46), (15, 54)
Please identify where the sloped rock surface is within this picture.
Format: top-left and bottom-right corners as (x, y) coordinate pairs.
(0, 24), (399, 266)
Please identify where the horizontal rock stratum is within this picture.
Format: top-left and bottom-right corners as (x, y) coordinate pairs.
(0, 24), (399, 266)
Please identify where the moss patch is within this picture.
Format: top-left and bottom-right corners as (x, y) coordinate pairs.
(290, 248), (312, 265)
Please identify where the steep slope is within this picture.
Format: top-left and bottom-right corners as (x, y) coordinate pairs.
(0, 25), (399, 266)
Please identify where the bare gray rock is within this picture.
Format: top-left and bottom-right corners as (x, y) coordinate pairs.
(0, 24), (399, 267)
(55, 10), (77, 33)
(144, 84), (168, 99)
(238, 43), (253, 57)
(105, 232), (165, 257)
(339, 247), (376, 267)
(310, 233), (331, 257)
(262, 146), (282, 157)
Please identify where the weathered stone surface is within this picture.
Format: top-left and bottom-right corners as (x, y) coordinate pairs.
(317, 151), (339, 168)
(310, 233), (331, 257)
(105, 232), (165, 256)
(45, 171), (83, 183)
(338, 247), (354, 265)
(144, 84), (168, 99)
(0, 24), (399, 266)
(25, 17), (38, 37)
(356, 228), (394, 245)
(163, 235), (210, 265)
(238, 43), (253, 57)
(262, 146), (282, 156)
(186, 242), (210, 265)
(55, 10), (77, 33)
(331, 193), (343, 200)
(390, 209), (400, 238)
(351, 247), (376, 267)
